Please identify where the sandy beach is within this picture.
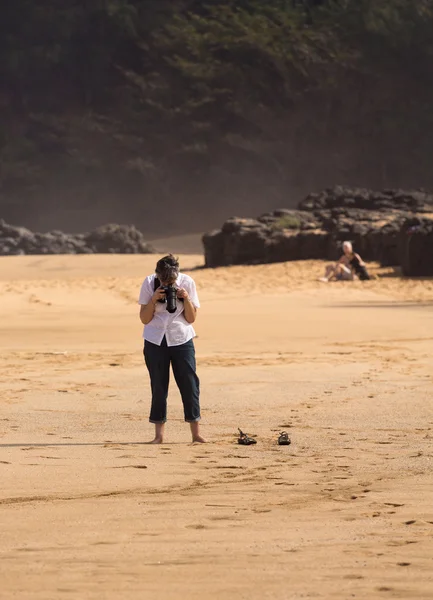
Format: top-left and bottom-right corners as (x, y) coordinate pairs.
(1, 254), (432, 600)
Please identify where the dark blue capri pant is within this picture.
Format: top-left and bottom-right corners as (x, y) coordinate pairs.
(144, 336), (200, 423)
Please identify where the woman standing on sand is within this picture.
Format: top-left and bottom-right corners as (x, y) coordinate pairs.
(138, 254), (205, 444)
(320, 241), (370, 282)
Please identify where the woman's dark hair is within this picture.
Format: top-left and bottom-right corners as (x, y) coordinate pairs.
(155, 254), (179, 282)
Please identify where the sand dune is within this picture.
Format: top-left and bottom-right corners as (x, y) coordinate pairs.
(0, 254), (432, 599)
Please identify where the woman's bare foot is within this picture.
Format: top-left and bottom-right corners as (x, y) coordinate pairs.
(190, 421), (205, 443)
(149, 423), (165, 444)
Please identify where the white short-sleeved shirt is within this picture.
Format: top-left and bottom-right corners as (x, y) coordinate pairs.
(138, 273), (200, 346)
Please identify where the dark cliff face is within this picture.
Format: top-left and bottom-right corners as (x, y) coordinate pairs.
(1, 1), (433, 236)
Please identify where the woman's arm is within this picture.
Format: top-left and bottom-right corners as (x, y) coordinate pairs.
(139, 287), (165, 325)
(177, 289), (197, 324)
(183, 297), (197, 324)
(139, 303), (156, 325)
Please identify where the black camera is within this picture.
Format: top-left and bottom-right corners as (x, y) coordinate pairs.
(156, 284), (178, 313)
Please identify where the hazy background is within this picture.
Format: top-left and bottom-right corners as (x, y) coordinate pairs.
(1, 1), (433, 237)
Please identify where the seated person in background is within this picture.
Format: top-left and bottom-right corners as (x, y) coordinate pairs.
(319, 241), (370, 282)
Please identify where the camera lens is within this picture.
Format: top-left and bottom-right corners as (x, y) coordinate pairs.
(166, 286), (177, 314)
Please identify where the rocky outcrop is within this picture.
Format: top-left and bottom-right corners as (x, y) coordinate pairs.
(298, 186), (432, 212)
(400, 218), (433, 276)
(0, 220), (154, 255)
(82, 224), (154, 254)
(203, 186), (433, 270)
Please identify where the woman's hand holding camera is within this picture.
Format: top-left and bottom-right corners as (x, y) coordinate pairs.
(176, 288), (189, 300)
(151, 287), (166, 305)
(151, 286), (189, 304)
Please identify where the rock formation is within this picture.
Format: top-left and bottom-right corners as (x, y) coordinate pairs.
(202, 187), (433, 276)
(400, 218), (433, 276)
(0, 221), (154, 255)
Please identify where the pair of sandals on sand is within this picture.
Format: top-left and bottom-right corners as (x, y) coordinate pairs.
(237, 428), (291, 446)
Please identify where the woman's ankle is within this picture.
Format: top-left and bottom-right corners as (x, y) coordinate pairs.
(190, 421), (206, 442)
(153, 423), (165, 443)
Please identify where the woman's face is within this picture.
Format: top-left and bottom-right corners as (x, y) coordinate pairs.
(156, 273), (178, 286)
(343, 244), (352, 256)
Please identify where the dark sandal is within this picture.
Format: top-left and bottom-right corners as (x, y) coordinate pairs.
(238, 428), (257, 445)
(278, 431), (291, 446)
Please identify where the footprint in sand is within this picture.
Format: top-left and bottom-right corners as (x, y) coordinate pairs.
(387, 540), (418, 546)
(224, 454), (249, 460)
(112, 465), (148, 470)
